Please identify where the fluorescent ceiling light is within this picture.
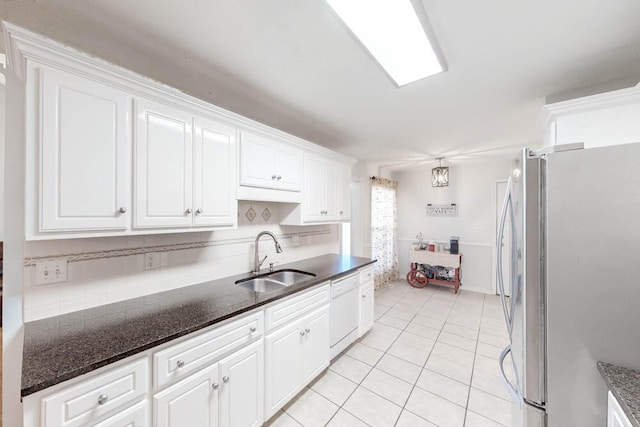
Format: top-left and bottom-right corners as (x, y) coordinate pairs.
(326, 0), (444, 87)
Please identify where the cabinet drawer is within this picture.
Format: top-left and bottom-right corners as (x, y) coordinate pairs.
(91, 401), (148, 427)
(154, 311), (263, 388)
(42, 358), (148, 427)
(359, 266), (374, 283)
(265, 284), (330, 331)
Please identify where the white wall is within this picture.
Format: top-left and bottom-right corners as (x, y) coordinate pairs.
(395, 158), (513, 294)
(350, 161), (382, 258)
(22, 202), (339, 321)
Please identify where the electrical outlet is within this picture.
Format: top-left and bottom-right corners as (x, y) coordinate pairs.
(35, 260), (68, 285)
(291, 235), (300, 247)
(144, 252), (160, 271)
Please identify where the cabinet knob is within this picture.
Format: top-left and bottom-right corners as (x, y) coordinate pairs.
(212, 383), (219, 390)
(98, 394), (109, 405)
(195, 208), (202, 215)
(185, 208), (192, 214)
(305, 328), (310, 333)
(362, 294), (366, 298)
(223, 376), (229, 383)
(272, 175), (277, 180)
(118, 207), (127, 214)
(277, 175), (282, 180)
(249, 326), (257, 333)
(176, 360), (185, 368)
(299, 330), (306, 336)
(340, 211), (343, 215)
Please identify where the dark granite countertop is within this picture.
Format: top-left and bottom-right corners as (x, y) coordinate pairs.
(22, 254), (375, 397)
(598, 361), (640, 427)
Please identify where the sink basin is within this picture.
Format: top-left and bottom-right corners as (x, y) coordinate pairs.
(237, 278), (290, 293)
(235, 269), (316, 292)
(264, 270), (315, 285)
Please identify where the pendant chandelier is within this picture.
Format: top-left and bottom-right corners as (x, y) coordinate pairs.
(431, 157), (449, 187)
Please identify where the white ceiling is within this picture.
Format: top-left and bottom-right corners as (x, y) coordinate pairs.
(2, 1), (640, 168)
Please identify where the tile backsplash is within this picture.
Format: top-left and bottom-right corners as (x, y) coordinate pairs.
(23, 202), (340, 321)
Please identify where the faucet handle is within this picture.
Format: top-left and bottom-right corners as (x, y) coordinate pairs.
(258, 255), (268, 270)
(269, 261), (279, 272)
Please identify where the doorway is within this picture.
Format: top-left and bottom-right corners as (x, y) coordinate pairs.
(496, 181), (511, 296)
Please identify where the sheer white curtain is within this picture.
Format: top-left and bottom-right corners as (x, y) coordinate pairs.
(370, 177), (399, 289)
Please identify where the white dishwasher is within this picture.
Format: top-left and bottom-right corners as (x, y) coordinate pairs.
(330, 273), (360, 359)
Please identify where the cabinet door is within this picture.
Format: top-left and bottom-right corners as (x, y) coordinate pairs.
(154, 364), (219, 427)
(39, 66), (131, 232)
(302, 306), (330, 383)
(218, 340), (264, 427)
(273, 143), (302, 192)
(193, 117), (237, 227)
(134, 98), (193, 228)
(608, 391), (633, 427)
(337, 163), (352, 221)
(91, 401), (148, 427)
(238, 132), (276, 189)
(302, 154), (326, 223)
(323, 160), (339, 221)
(264, 321), (304, 419)
(358, 281), (375, 337)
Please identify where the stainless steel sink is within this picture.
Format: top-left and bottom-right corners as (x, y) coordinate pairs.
(264, 270), (315, 285)
(235, 269), (315, 292)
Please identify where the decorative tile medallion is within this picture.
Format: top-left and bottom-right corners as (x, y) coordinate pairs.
(261, 208), (272, 222)
(245, 207), (256, 222)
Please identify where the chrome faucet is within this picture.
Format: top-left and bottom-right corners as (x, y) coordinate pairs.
(253, 231), (283, 274)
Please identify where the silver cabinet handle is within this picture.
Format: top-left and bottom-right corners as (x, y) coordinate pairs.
(176, 360), (185, 368)
(195, 208), (202, 215)
(212, 383), (219, 390)
(118, 207), (127, 214)
(98, 394), (109, 405)
(223, 376), (229, 383)
(250, 326), (257, 333)
(185, 208), (192, 214)
(300, 330), (305, 336)
(277, 175), (282, 180)
(272, 175), (277, 179)
(340, 211), (343, 214)
(305, 328), (310, 333)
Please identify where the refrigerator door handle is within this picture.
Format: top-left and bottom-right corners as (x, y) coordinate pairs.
(499, 344), (522, 403)
(496, 177), (513, 333)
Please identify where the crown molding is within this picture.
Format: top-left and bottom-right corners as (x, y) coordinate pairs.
(537, 82), (640, 131)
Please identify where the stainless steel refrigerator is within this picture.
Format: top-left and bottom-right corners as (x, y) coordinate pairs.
(496, 142), (640, 427)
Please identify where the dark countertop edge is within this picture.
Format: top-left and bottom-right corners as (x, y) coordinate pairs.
(21, 256), (376, 397)
(597, 361), (640, 427)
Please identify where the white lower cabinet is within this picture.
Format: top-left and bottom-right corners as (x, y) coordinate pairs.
(358, 266), (375, 337)
(154, 340), (263, 427)
(264, 305), (330, 419)
(91, 401), (148, 427)
(608, 391), (633, 427)
(154, 363), (219, 427)
(218, 340), (264, 427)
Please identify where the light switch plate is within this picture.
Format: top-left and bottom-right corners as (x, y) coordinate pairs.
(291, 235), (300, 247)
(35, 260), (68, 285)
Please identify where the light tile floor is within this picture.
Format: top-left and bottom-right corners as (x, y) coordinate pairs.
(266, 280), (514, 427)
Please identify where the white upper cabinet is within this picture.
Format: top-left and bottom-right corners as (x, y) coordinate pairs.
(38, 66), (132, 233)
(134, 98), (194, 228)
(281, 153), (351, 225)
(238, 131), (303, 202)
(193, 118), (237, 227)
(134, 99), (238, 230)
(337, 163), (351, 221)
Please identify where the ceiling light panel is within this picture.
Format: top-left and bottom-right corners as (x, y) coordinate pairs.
(326, 0), (443, 86)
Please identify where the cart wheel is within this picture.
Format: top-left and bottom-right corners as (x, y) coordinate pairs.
(407, 269), (428, 288)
